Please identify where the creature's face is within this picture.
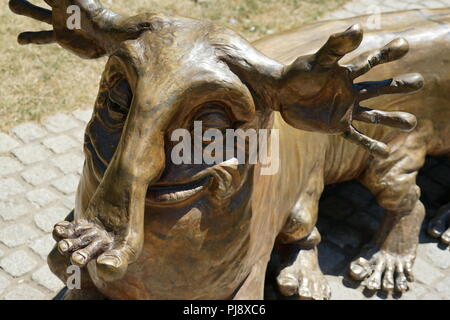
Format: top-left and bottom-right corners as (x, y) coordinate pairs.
(87, 15), (274, 239)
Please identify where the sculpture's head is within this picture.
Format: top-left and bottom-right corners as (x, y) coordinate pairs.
(10, 0), (423, 287)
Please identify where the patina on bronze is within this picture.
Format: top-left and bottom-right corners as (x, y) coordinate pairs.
(9, 0), (449, 300)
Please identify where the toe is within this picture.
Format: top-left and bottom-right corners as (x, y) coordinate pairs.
(277, 272), (299, 297)
(311, 280), (326, 300)
(428, 205), (450, 238)
(57, 229), (97, 255)
(349, 257), (370, 280)
(298, 277), (313, 300)
(405, 260), (415, 282)
(382, 263), (395, 292)
(71, 237), (110, 267)
(395, 272), (408, 293)
(441, 228), (450, 245)
(53, 221), (75, 241)
(363, 260), (384, 291)
(96, 246), (130, 282)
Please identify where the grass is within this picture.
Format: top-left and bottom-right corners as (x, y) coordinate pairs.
(0, 0), (347, 131)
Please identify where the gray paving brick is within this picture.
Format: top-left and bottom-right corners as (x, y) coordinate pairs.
(51, 174), (79, 195)
(69, 126), (86, 144)
(51, 153), (84, 174)
(436, 277), (450, 296)
(0, 250), (37, 277)
(34, 207), (69, 233)
(413, 257), (444, 286)
(0, 224), (39, 248)
(42, 113), (79, 133)
(29, 234), (55, 258)
(21, 164), (59, 186)
(0, 133), (20, 154)
(3, 284), (46, 300)
(0, 272), (10, 295)
(326, 276), (364, 300)
(72, 108), (92, 123)
(417, 242), (450, 270)
(62, 194), (76, 210)
(12, 144), (51, 165)
(42, 135), (78, 154)
(11, 123), (47, 143)
(32, 265), (64, 292)
(0, 178), (26, 201)
(0, 200), (30, 221)
(0, 157), (23, 176)
(26, 188), (59, 208)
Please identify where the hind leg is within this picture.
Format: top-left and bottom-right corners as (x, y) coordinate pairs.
(351, 129), (428, 293)
(428, 201), (450, 245)
(276, 182), (330, 300)
(48, 211), (106, 300)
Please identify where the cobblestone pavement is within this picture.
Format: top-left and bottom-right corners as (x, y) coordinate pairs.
(1, 0), (449, 300)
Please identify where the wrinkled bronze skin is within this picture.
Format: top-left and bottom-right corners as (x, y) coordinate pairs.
(9, 0), (449, 299)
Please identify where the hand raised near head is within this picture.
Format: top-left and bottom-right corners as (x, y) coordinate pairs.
(9, 0), (153, 58)
(278, 24), (424, 158)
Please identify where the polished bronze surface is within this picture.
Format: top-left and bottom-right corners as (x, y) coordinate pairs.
(9, 0), (449, 299)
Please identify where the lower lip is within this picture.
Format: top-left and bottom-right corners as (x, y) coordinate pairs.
(146, 176), (211, 205)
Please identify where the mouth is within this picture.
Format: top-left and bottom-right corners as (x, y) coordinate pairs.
(146, 158), (241, 205)
(146, 175), (212, 204)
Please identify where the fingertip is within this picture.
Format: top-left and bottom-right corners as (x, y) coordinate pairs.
(18, 32), (30, 45)
(385, 37), (410, 60)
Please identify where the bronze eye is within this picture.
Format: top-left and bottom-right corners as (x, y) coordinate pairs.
(193, 104), (232, 131)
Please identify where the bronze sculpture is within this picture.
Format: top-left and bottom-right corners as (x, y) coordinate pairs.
(8, 0), (449, 300)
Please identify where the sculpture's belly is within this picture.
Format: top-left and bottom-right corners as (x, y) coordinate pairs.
(94, 204), (252, 299)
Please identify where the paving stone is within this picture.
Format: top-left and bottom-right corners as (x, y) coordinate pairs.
(72, 108), (92, 123)
(0, 224), (39, 248)
(420, 292), (443, 300)
(436, 277), (450, 296)
(0, 200), (30, 221)
(3, 284), (46, 300)
(51, 153), (85, 174)
(21, 164), (59, 186)
(12, 144), (51, 165)
(0, 133), (20, 154)
(0, 273), (10, 295)
(417, 242), (450, 270)
(0, 157), (23, 176)
(42, 135), (78, 154)
(402, 282), (428, 300)
(42, 113), (79, 133)
(413, 257), (444, 285)
(326, 276), (363, 300)
(0, 250), (37, 277)
(32, 265), (64, 292)
(51, 174), (79, 195)
(69, 126), (86, 144)
(34, 207), (69, 232)
(62, 194), (76, 210)
(11, 123), (47, 143)
(26, 188), (59, 207)
(29, 234), (55, 258)
(0, 178), (26, 201)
